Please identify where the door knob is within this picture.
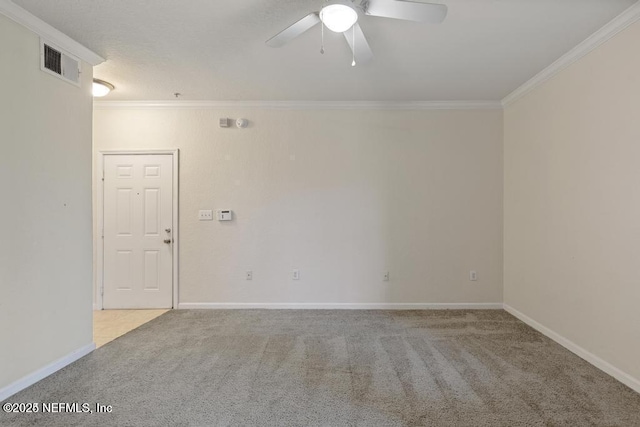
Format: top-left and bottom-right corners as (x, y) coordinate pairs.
(163, 239), (172, 244)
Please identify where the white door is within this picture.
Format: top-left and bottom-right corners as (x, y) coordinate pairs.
(103, 154), (174, 309)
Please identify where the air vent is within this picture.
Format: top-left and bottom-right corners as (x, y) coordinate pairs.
(40, 39), (81, 86)
(43, 44), (61, 74)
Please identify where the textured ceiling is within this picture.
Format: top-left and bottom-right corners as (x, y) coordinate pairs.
(12, 0), (636, 101)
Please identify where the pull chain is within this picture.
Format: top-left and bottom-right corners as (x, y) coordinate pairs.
(320, 19), (325, 54)
(351, 25), (356, 66)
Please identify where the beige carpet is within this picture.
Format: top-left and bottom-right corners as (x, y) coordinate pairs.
(2, 309), (639, 426)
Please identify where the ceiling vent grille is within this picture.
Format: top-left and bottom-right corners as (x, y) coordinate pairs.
(40, 39), (81, 86)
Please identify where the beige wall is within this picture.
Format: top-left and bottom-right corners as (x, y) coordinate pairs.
(0, 15), (93, 390)
(504, 21), (640, 381)
(94, 108), (503, 306)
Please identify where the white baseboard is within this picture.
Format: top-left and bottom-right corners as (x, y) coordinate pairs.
(504, 304), (640, 394)
(178, 302), (504, 310)
(0, 343), (95, 402)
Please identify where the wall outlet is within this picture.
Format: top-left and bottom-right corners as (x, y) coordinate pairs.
(246, 270), (253, 280)
(198, 210), (213, 221)
(383, 271), (390, 282)
(292, 269), (300, 280)
(470, 270), (477, 281)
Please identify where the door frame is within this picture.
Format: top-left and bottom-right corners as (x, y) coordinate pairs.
(96, 149), (180, 310)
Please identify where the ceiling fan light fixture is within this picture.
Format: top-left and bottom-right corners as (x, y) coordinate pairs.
(320, 1), (358, 33)
(92, 79), (114, 97)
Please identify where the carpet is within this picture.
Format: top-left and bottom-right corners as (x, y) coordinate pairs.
(2, 309), (639, 426)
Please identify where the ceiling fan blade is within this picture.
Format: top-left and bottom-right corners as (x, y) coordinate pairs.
(266, 13), (321, 47)
(365, 0), (447, 23)
(343, 23), (374, 65)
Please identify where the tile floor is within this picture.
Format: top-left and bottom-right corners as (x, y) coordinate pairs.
(93, 309), (169, 348)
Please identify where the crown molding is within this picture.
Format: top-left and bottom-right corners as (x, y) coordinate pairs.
(502, 2), (640, 107)
(0, 0), (104, 66)
(93, 100), (503, 110)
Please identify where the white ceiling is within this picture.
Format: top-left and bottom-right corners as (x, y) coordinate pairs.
(13, 0), (636, 101)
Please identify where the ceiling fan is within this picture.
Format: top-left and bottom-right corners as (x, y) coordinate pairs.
(266, 0), (447, 66)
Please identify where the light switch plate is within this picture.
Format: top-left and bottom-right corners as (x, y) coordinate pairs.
(198, 210), (213, 221)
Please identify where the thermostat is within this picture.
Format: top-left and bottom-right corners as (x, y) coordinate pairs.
(216, 210), (233, 221)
